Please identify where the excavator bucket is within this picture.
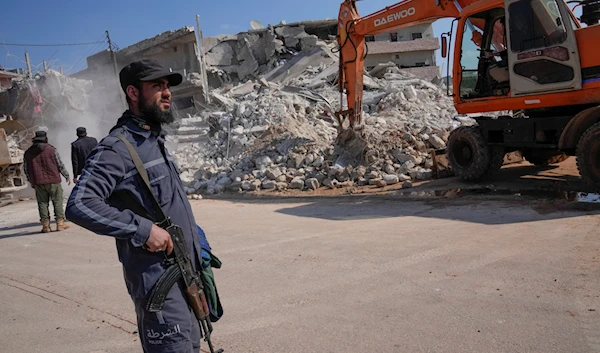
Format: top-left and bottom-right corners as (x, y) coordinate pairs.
(431, 148), (453, 178)
(0, 129), (10, 166)
(0, 128), (27, 193)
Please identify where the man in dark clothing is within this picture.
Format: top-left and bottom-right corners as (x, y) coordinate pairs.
(71, 127), (97, 183)
(65, 60), (206, 353)
(24, 130), (71, 233)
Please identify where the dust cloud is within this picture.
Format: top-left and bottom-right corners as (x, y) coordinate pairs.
(33, 69), (126, 194)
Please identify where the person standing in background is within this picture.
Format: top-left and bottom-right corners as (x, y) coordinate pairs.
(24, 130), (71, 233)
(71, 127), (97, 183)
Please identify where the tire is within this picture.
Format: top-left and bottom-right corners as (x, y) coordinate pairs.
(523, 151), (568, 166)
(447, 126), (498, 180)
(576, 121), (600, 190)
(488, 146), (506, 174)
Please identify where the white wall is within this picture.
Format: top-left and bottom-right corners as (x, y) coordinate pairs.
(369, 23), (435, 42)
(365, 50), (436, 69)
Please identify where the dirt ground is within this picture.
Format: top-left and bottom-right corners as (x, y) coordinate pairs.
(1, 158), (600, 353)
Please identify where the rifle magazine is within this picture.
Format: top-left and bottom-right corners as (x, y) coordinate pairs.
(146, 264), (182, 312)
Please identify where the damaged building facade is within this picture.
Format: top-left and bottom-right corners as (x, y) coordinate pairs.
(72, 27), (202, 116)
(72, 22), (335, 117)
(0, 70), (24, 90)
(365, 21), (440, 80)
(72, 19), (441, 116)
(203, 19), (337, 86)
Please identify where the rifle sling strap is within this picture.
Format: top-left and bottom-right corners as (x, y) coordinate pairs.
(116, 135), (168, 224)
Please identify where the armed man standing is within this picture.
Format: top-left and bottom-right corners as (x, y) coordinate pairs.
(24, 130), (71, 233)
(71, 127), (97, 183)
(66, 60), (218, 353)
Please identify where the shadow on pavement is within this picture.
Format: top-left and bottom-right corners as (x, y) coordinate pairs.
(271, 196), (600, 225)
(0, 222), (40, 232)
(435, 163), (589, 191)
(0, 230), (41, 240)
(0, 222), (42, 240)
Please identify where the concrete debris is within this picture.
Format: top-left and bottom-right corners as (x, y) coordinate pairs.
(305, 177), (320, 190)
(0, 70), (96, 130)
(203, 23), (334, 84)
(428, 135), (446, 149)
(383, 174), (400, 185)
(262, 180), (277, 190)
(290, 177), (305, 189)
(169, 26), (488, 195)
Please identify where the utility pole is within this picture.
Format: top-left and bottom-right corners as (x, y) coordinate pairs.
(24, 52), (32, 78)
(195, 15), (211, 104)
(43, 61), (47, 72)
(106, 30), (127, 110)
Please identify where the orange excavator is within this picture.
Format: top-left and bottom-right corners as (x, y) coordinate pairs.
(336, 0), (600, 190)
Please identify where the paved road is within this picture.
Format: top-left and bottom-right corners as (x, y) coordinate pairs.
(1, 196), (599, 353)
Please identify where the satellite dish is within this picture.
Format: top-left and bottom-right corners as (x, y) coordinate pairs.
(250, 20), (264, 30)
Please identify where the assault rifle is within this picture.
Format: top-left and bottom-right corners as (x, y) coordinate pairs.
(117, 136), (223, 353)
(146, 218), (223, 353)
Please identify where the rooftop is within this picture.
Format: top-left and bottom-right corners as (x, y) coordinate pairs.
(118, 26), (195, 57)
(0, 70), (25, 79)
(367, 38), (440, 55)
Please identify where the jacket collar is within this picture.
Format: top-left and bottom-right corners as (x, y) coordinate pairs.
(111, 110), (165, 138)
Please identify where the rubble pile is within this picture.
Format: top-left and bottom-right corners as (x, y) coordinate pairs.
(0, 70), (95, 129)
(203, 23), (332, 84)
(171, 52), (471, 195)
(169, 22), (478, 195)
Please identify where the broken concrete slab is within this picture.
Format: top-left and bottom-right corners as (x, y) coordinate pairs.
(263, 45), (336, 84)
(274, 26), (306, 40)
(368, 62), (397, 79)
(236, 37), (260, 80)
(205, 42), (236, 66)
(229, 81), (256, 97)
(299, 34), (318, 51)
(210, 92), (236, 109)
(363, 76), (382, 90)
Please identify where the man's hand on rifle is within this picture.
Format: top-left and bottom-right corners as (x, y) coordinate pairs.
(145, 224), (174, 254)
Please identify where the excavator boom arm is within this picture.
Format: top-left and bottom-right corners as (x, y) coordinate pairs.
(355, 0), (460, 36)
(337, 0), (460, 128)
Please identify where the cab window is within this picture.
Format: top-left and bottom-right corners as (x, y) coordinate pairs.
(459, 19), (481, 98)
(509, 0), (567, 52)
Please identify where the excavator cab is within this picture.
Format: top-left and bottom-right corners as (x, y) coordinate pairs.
(458, 10), (510, 99)
(504, 0), (582, 95)
(455, 0), (582, 105)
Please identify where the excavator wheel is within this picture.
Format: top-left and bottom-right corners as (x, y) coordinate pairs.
(576, 121), (600, 191)
(523, 151), (568, 166)
(488, 146), (506, 174)
(447, 126), (498, 180)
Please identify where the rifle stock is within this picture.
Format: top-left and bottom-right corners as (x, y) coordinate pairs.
(185, 282), (210, 321)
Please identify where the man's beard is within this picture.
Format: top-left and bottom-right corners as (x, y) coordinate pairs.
(139, 94), (174, 125)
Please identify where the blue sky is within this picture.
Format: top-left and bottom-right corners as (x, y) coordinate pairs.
(0, 0), (455, 75)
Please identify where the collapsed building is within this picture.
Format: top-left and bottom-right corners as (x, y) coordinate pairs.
(0, 70), (97, 138)
(0, 70), (98, 192)
(171, 59), (463, 195)
(68, 20), (478, 196)
(163, 25), (463, 195)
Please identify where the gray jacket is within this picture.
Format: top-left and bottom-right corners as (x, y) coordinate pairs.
(65, 112), (202, 298)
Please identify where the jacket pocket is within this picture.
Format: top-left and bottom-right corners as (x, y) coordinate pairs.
(147, 164), (174, 207)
